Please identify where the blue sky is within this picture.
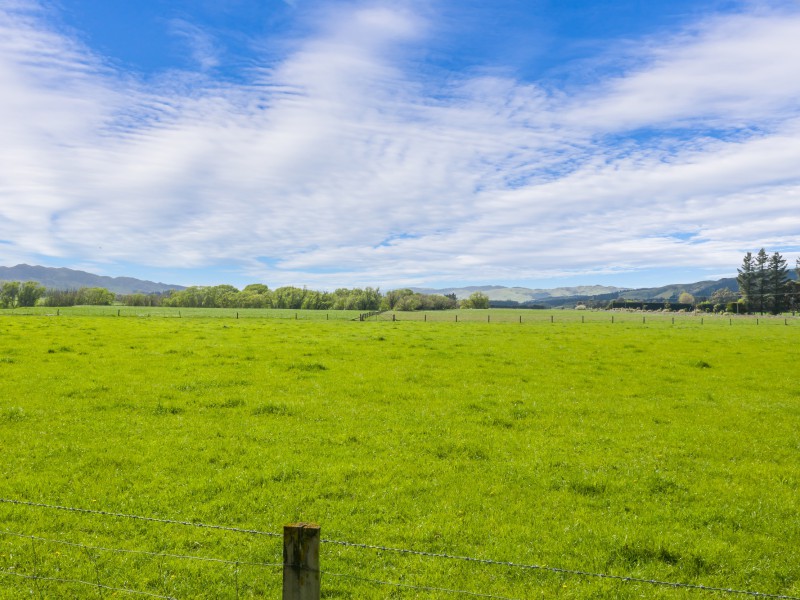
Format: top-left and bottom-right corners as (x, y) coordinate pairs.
(1, 0), (799, 290)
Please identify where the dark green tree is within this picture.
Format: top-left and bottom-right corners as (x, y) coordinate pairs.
(766, 251), (790, 314)
(737, 252), (755, 312)
(0, 281), (20, 308)
(17, 281), (45, 307)
(754, 248), (769, 314)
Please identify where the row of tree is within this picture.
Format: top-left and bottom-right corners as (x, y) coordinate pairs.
(2, 282), (123, 308)
(0, 281), (492, 311)
(158, 285), (490, 311)
(0, 281), (46, 308)
(40, 287), (116, 307)
(159, 285), (383, 310)
(8, 251), (794, 315)
(737, 249), (799, 314)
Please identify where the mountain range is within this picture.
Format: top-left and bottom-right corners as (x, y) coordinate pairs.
(3, 264), (787, 303)
(0, 264), (184, 295)
(412, 278), (745, 307)
(410, 284), (627, 302)
(415, 271), (799, 307)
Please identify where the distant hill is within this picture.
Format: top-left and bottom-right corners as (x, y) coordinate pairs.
(5, 264), (795, 303)
(619, 272), (796, 302)
(618, 277), (740, 301)
(0, 264), (185, 295)
(409, 284), (626, 303)
(408, 274), (799, 308)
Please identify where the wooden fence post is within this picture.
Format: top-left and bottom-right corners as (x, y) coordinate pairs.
(283, 523), (320, 600)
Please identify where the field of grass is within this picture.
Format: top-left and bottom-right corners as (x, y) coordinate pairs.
(1, 312), (798, 598)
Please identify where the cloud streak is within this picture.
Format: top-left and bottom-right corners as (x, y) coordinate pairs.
(1, 1), (799, 288)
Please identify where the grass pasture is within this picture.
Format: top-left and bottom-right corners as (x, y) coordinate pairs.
(0, 312), (799, 598)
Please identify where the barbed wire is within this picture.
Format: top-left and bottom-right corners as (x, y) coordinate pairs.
(0, 498), (281, 538)
(4, 497), (799, 599)
(0, 530), (515, 600)
(0, 530), (282, 570)
(320, 538), (800, 599)
(0, 567), (177, 599)
(321, 567), (520, 599)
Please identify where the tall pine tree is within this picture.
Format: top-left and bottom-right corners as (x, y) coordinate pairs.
(754, 248), (769, 314)
(767, 252), (790, 314)
(737, 252), (755, 313)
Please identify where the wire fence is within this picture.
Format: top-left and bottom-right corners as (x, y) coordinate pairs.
(1, 305), (798, 326)
(0, 306), (364, 320)
(0, 567), (179, 599)
(1, 498), (798, 600)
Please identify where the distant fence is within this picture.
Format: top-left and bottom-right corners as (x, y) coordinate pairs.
(356, 310), (383, 321)
(0, 306), (797, 325)
(1, 498), (797, 600)
(0, 307), (363, 320)
(375, 311), (798, 326)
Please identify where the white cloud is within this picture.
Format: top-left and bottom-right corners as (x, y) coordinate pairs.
(564, 9), (800, 132)
(1, 1), (799, 288)
(169, 19), (222, 72)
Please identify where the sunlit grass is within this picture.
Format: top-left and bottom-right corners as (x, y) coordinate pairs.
(0, 314), (798, 598)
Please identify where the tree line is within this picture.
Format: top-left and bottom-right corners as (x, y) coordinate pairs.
(158, 285), (490, 311)
(8, 251), (794, 315)
(737, 249), (799, 314)
(1, 282), (117, 308)
(0, 281), (492, 311)
(0, 281), (46, 308)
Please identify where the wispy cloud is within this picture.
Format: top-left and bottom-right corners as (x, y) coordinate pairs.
(1, 1), (799, 287)
(169, 18), (222, 72)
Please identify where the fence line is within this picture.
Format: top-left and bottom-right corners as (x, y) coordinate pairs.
(2, 306), (797, 323)
(2, 528), (513, 600)
(321, 567), (519, 599)
(2, 497), (799, 600)
(0, 567), (177, 599)
(319, 537), (800, 599)
(0, 497), (281, 538)
(0, 530), (283, 570)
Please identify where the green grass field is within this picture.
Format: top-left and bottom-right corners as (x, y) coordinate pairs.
(1, 311), (798, 598)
